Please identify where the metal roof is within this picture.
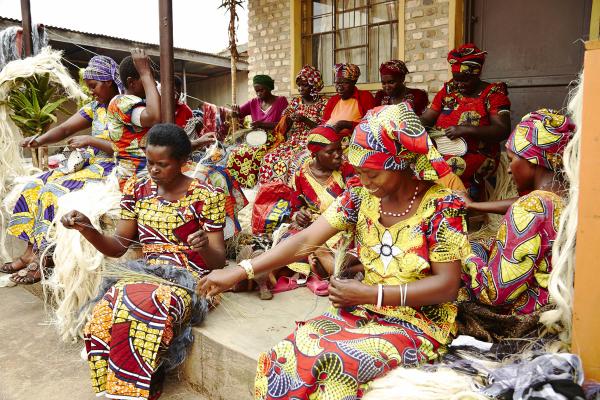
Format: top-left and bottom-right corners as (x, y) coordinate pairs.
(0, 16), (248, 81)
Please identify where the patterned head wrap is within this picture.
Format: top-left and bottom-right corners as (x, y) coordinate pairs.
(307, 125), (342, 155)
(83, 55), (124, 93)
(506, 109), (575, 171)
(349, 104), (451, 180)
(253, 74), (275, 91)
(447, 43), (487, 76)
(334, 63), (361, 82)
(296, 65), (324, 99)
(379, 60), (409, 78)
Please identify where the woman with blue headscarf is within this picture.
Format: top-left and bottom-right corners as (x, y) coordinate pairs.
(3, 55), (122, 284)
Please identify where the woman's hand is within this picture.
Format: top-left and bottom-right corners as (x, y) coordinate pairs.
(188, 229), (209, 252)
(332, 120), (353, 133)
(328, 277), (374, 308)
(231, 104), (240, 115)
(445, 125), (469, 140)
(131, 48), (153, 77)
(457, 190), (473, 210)
(61, 210), (92, 232)
(198, 267), (247, 297)
(20, 135), (42, 148)
(251, 121), (266, 129)
(67, 136), (91, 149)
(294, 209), (312, 228)
(193, 132), (217, 149)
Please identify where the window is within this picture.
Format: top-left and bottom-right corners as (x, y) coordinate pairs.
(300, 0), (400, 87)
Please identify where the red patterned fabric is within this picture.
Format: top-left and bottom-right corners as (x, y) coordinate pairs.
(379, 59), (409, 77)
(430, 81), (511, 185)
(255, 307), (442, 399)
(447, 43), (487, 75)
(374, 87), (429, 116)
(306, 125), (342, 154)
(334, 63), (361, 81)
(258, 95), (328, 185)
(174, 101), (193, 129)
(349, 104), (450, 180)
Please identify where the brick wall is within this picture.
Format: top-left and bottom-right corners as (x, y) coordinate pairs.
(404, 0), (450, 99)
(246, 0), (450, 99)
(247, 0), (292, 98)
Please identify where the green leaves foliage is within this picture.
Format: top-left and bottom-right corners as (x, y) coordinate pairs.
(6, 73), (69, 137)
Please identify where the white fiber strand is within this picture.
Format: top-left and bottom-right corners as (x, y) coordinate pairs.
(540, 75), (583, 346)
(41, 175), (121, 341)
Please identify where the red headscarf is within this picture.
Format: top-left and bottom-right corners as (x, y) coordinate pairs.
(307, 126), (341, 154)
(334, 63), (361, 82)
(379, 60), (409, 78)
(447, 43), (487, 75)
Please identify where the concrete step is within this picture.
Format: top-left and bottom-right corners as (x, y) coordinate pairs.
(0, 285), (207, 400)
(182, 288), (329, 399)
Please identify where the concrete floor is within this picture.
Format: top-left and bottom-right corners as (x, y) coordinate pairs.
(0, 286), (206, 400)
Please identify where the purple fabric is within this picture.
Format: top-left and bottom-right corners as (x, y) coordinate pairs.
(238, 96), (289, 123)
(83, 55), (125, 94)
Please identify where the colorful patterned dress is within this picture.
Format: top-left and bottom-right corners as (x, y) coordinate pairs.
(460, 190), (564, 314)
(8, 101), (115, 251)
(107, 94), (149, 186)
(286, 161), (355, 275)
(84, 176), (226, 399)
(255, 184), (470, 399)
(226, 96), (289, 188)
(374, 87), (429, 116)
(429, 81), (511, 188)
(258, 95), (328, 185)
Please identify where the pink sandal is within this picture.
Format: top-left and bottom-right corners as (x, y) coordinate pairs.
(306, 275), (329, 296)
(271, 276), (299, 294)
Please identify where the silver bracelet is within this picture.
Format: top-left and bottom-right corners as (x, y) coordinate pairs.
(377, 284), (383, 308)
(399, 283), (404, 307)
(402, 283), (408, 307)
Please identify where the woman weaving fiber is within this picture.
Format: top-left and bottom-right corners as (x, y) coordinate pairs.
(3, 55), (122, 284)
(200, 103), (470, 399)
(61, 124), (226, 400)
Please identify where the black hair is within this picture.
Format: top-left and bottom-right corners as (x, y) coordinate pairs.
(174, 75), (182, 91)
(119, 56), (139, 87)
(147, 123), (192, 160)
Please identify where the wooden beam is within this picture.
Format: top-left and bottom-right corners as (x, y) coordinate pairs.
(20, 0), (32, 57)
(398, 0), (405, 61)
(159, 0), (175, 123)
(572, 39), (600, 381)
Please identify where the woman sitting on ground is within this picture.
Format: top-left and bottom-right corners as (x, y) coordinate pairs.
(420, 43), (511, 198)
(374, 59), (429, 115)
(257, 126), (356, 300)
(258, 65), (328, 185)
(62, 123), (226, 400)
(108, 48), (161, 187)
(200, 103), (470, 399)
(227, 74), (288, 187)
(459, 110), (574, 334)
(322, 63), (375, 136)
(3, 55), (122, 284)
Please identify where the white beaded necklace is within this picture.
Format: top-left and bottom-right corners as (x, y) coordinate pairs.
(379, 184), (419, 218)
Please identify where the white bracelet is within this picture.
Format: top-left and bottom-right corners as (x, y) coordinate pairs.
(399, 284), (404, 307)
(377, 284), (383, 308)
(239, 259), (255, 280)
(402, 283), (408, 307)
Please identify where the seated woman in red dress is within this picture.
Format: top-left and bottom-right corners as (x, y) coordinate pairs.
(374, 59), (428, 115)
(321, 63), (375, 137)
(421, 44), (511, 197)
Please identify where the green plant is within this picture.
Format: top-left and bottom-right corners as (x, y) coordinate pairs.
(77, 68), (92, 109)
(7, 73), (69, 137)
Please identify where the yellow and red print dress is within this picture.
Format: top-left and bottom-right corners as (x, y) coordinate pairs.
(255, 184), (470, 400)
(84, 176), (225, 400)
(461, 190), (564, 314)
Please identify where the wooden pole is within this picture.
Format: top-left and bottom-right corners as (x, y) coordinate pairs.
(572, 40), (600, 381)
(182, 60), (187, 103)
(20, 0), (32, 57)
(159, 0), (175, 123)
(228, 0), (239, 131)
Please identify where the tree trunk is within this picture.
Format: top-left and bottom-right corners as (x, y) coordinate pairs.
(229, 1), (239, 133)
